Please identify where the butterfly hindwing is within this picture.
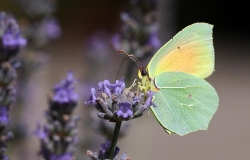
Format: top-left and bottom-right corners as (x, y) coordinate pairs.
(151, 72), (219, 136)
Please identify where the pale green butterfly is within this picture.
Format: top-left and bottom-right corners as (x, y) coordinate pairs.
(122, 22), (219, 136)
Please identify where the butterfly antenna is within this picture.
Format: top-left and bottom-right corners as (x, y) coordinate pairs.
(116, 57), (140, 80)
(116, 58), (127, 80)
(118, 50), (145, 70)
(116, 50), (144, 80)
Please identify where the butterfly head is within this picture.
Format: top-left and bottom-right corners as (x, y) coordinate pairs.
(140, 68), (148, 77)
(138, 68), (150, 80)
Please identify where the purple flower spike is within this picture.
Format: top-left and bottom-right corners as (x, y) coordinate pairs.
(116, 102), (133, 120)
(36, 72), (79, 160)
(0, 12), (26, 62)
(111, 0), (160, 59)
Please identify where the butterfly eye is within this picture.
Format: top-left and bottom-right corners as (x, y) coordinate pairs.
(141, 70), (148, 77)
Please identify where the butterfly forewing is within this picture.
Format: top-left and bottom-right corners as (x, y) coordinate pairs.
(147, 23), (214, 79)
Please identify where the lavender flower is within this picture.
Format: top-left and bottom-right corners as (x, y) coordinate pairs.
(86, 141), (120, 160)
(85, 77), (156, 122)
(50, 153), (72, 160)
(0, 106), (9, 125)
(98, 141), (120, 159)
(115, 102), (133, 120)
(41, 17), (61, 40)
(98, 77), (125, 97)
(0, 43), (19, 160)
(85, 88), (97, 105)
(36, 72), (79, 160)
(111, 0), (160, 59)
(50, 71), (78, 113)
(2, 31), (26, 48)
(0, 12), (27, 62)
(0, 12), (22, 160)
(120, 153), (131, 160)
(0, 132), (13, 160)
(30, 17), (61, 46)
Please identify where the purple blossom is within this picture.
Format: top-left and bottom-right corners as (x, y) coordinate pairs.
(0, 106), (9, 125)
(110, 77), (126, 95)
(148, 32), (161, 49)
(0, 12), (26, 48)
(120, 153), (130, 160)
(85, 77), (156, 122)
(42, 18), (61, 39)
(50, 153), (72, 160)
(98, 77), (125, 97)
(34, 123), (48, 140)
(144, 91), (157, 108)
(2, 30), (27, 48)
(98, 80), (111, 97)
(98, 141), (120, 159)
(52, 71), (78, 104)
(132, 91), (157, 117)
(85, 88), (97, 105)
(98, 141), (111, 155)
(115, 102), (133, 120)
(0, 155), (9, 160)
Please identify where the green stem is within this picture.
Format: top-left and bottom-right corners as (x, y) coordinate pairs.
(109, 122), (122, 160)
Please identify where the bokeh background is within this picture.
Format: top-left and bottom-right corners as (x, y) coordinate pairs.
(1, 0), (250, 160)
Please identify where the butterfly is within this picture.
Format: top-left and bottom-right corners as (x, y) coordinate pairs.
(121, 22), (219, 136)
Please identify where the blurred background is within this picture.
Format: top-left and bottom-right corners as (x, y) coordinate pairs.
(0, 0), (250, 159)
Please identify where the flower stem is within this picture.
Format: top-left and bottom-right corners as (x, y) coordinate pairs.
(109, 121), (122, 159)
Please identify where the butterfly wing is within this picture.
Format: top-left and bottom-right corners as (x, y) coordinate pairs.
(151, 72), (219, 136)
(147, 23), (214, 79)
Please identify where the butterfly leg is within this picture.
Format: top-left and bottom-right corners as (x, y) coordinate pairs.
(127, 79), (137, 90)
